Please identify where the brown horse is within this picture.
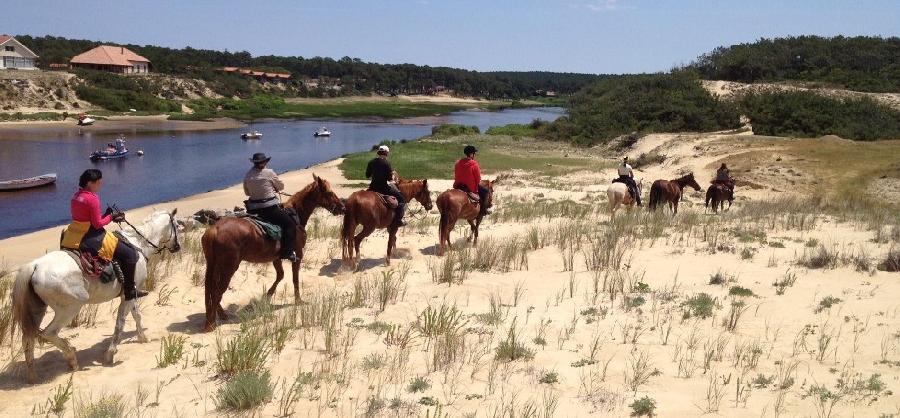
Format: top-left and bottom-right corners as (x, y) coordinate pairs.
(436, 179), (498, 256)
(705, 183), (734, 213)
(647, 172), (702, 215)
(201, 174), (344, 332)
(341, 179), (433, 268)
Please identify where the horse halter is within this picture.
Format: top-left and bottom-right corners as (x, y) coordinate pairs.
(116, 208), (181, 256)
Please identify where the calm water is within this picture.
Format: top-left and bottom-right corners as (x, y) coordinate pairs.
(0, 107), (563, 239)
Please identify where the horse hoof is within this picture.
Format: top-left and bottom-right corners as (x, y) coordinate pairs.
(137, 335), (149, 344)
(203, 324), (216, 333)
(104, 350), (115, 364)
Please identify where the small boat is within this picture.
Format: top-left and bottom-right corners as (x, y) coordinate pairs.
(90, 136), (129, 161)
(77, 114), (95, 126)
(241, 131), (263, 140)
(314, 127), (332, 137)
(0, 173), (57, 191)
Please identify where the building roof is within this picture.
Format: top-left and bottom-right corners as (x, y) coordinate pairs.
(0, 34), (39, 58)
(70, 45), (150, 66)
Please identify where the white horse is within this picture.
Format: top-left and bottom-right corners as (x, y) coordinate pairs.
(11, 209), (181, 383)
(606, 179), (642, 218)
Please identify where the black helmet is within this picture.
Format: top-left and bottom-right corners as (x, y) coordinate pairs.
(464, 145), (478, 155)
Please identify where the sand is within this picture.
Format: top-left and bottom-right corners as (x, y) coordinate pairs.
(0, 115), (245, 141)
(0, 132), (898, 417)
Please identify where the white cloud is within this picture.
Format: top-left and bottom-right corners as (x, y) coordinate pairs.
(586, 0), (626, 12)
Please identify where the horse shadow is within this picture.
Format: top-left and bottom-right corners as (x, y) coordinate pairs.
(0, 329), (142, 388)
(165, 299), (296, 334)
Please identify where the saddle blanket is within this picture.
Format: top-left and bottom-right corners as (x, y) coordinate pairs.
(63, 249), (120, 284)
(378, 194), (399, 209)
(245, 216), (282, 241)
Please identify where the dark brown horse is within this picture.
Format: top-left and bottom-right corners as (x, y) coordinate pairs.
(648, 172), (702, 215)
(201, 174), (344, 332)
(436, 179), (498, 256)
(705, 183), (733, 213)
(341, 179), (433, 268)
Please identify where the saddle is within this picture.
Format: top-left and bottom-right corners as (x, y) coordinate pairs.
(242, 215), (282, 241)
(464, 192), (480, 205)
(377, 193), (399, 209)
(63, 249), (121, 284)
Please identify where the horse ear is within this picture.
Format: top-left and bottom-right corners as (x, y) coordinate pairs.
(172, 208), (178, 216)
(422, 179), (428, 186)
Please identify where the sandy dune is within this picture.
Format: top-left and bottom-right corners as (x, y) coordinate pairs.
(0, 133), (898, 417)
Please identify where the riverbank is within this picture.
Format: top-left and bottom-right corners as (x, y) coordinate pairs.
(0, 115), (245, 140)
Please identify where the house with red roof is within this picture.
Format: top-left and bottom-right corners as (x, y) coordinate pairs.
(70, 45), (150, 74)
(0, 35), (38, 70)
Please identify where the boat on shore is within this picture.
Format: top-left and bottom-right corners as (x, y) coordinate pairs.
(0, 173), (57, 192)
(77, 114), (95, 126)
(314, 127), (332, 137)
(90, 136), (129, 161)
(241, 131), (263, 140)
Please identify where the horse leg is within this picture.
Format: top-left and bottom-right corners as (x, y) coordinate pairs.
(204, 259), (240, 332)
(354, 225), (375, 268)
(267, 260), (285, 299)
(468, 219), (478, 245)
(41, 305), (81, 371)
(24, 336), (37, 383)
(386, 229), (397, 266)
(130, 299), (148, 343)
(291, 258), (301, 303)
(105, 298), (133, 363)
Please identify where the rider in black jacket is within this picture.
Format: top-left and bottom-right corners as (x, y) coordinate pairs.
(366, 145), (406, 227)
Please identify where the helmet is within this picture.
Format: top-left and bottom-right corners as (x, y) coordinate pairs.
(377, 145), (390, 153)
(464, 145), (478, 155)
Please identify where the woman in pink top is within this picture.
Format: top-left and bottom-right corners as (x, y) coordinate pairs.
(61, 169), (145, 300)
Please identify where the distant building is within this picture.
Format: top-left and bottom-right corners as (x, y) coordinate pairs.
(70, 45), (150, 74)
(0, 35), (38, 70)
(219, 67), (291, 83)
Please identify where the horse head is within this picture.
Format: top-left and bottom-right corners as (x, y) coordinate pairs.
(399, 179), (433, 211)
(139, 209), (182, 254)
(481, 178), (499, 209)
(682, 172), (702, 192)
(313, 174), (345, 215)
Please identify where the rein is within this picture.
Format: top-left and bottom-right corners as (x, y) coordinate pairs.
(112, 205), (180, 256)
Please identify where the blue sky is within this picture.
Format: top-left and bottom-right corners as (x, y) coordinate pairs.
(5, 0), (899, 74)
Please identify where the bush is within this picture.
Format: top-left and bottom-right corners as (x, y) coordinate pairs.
(431, 124), (480, 136)
(542, 73), (741, 145)
(682, 293), (716, 319)
(878, 247), (900, 272)
(215, 330), (271, 377)
(740, 91), (900, 141)
(629, 395), (657, 416)
(216, 370), (274, 411)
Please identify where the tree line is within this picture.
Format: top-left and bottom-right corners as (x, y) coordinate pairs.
(15, 35), (600, 99)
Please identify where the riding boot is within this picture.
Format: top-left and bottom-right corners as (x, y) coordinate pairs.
(121, 262), (147, 300)
(393, 201), (407, 228)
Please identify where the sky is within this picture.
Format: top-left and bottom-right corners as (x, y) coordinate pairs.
(5, 0), (899, 74)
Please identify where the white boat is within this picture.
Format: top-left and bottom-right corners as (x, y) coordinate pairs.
(314, 127), (332, 137)
(0, 173), (57, 191)
(241, 130), (263, 140)
(77, 115), (95, 126)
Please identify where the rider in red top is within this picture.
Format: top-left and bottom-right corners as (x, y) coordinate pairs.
(62, 169), (146, 300)
(453, 145), (490, 216)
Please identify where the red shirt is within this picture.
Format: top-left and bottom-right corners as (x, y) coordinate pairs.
(454, 157), (481, 192)
(71, 189), (112, 229)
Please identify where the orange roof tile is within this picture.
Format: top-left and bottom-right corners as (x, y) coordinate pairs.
(70, 45), (150, 66)
(0, 35), (11, 45)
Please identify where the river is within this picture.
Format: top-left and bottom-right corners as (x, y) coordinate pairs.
(0, 107), (563, 239)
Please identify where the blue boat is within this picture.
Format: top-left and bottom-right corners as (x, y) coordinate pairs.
(90, 136), (129, 161)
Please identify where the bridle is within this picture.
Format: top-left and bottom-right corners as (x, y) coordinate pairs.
(114, 206), (181, 256)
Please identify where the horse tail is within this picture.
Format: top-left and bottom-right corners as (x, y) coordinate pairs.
(705, 188), (711, 208)
(201, 226), (218, 292)
(648, 183), (661, 211)
(11, 262), (45, 344)
(341, 208), (354, 259)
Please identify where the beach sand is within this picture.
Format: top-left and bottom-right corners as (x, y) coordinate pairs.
(0, 115), (245, 141)
(0, 132), (898, 417)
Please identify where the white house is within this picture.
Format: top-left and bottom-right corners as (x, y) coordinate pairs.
(0, 35), (39, 70)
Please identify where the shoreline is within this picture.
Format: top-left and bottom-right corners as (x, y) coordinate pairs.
(0, 115), (246, 140)
(0, 158), (350, 267)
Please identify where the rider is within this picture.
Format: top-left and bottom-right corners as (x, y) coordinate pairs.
(366, 145), (406, 227)
(61, 169), (146, 300)
(713, 163), (735, 199)
(616, 156), (642, 206)
(243, 153), (299, 262)
(453, 145), (490, 216)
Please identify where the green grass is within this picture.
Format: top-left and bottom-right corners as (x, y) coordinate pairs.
(339, 134), (600, 180)
(172, 95), (482, 121)
(486, 123), (539, 137)
(0, 112), (67, 122)
(216, 370), (274, 411)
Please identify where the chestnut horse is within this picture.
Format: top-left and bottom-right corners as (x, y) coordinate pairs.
(201, 174), (344, 332)
(436, 179), (498, 256)
(647, 172), (702, 215)
(705, 183), (734, 213)
(341, 179), (433, 268)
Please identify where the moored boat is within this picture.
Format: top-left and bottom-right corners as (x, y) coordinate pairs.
(241, 131), (263, 140)
(77, 114), (95, 126)
(314, 127), (332, 137)
(90, 136), (129, 161)
(0, 173), (57, 191)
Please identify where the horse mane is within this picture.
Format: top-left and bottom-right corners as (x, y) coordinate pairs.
(284, 180), (319, 208)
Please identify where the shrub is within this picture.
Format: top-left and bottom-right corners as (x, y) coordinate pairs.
(683, 293), (716, 319)
(878, 247), (900, 272)
(539, 371), (559, 384)
(798, 245), (839, 269)
(542, 73), (740, 145)
(216, 370), (274, 411)
(75, 392), (127, 418)
(495, 320), (534, 362)
(156, 334), (187, 368)
(215, 330), (271, 377)
(815, 296), (842, 313)
(629, 396), (657, 417)
(728, 286), (756, 298)
(431, 124), (480, 136)
(407, 376), (431, 393)
(630, 152), (666, 169)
